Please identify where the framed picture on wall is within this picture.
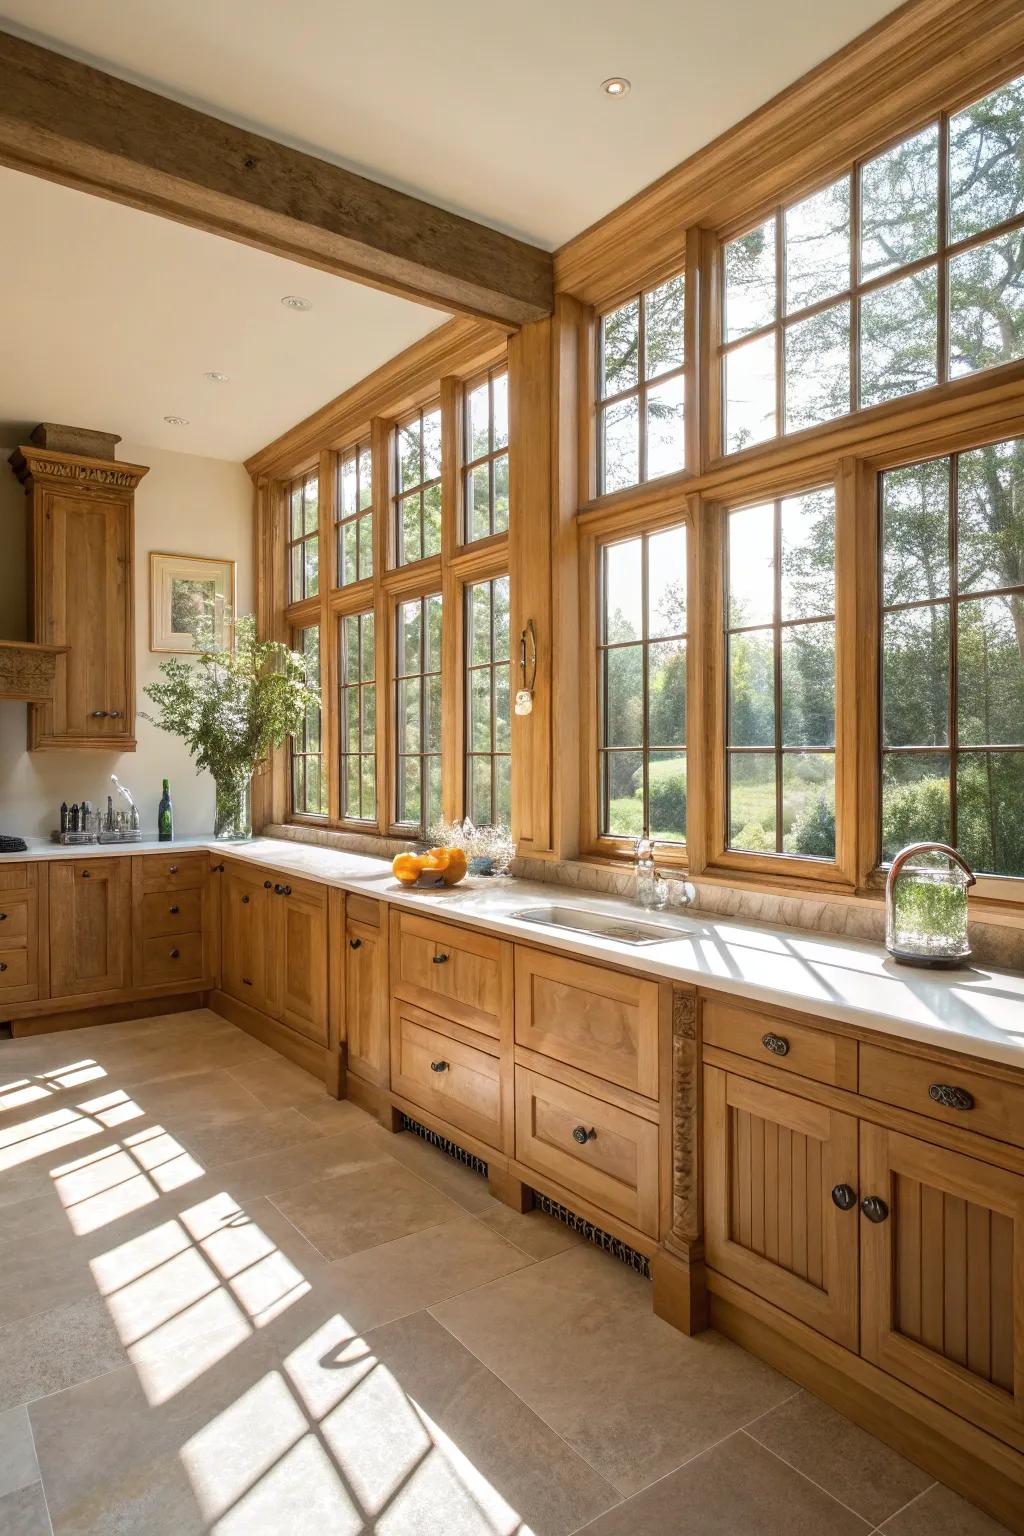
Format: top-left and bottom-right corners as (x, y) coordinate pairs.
(150, 551), (236, 653)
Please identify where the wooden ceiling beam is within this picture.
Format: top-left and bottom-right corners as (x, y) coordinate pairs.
(0, 29), (553, 328)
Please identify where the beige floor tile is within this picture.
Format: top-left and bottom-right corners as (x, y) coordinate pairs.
(431, 1244), (795, 1496)
(361, 1121), (497, 1213)
(206, 1125), (394, 1203)
(0, 1191), (71, 1245)
(0, 1296), (126, 1413)
(121, 1068), (264, 1131)
(270, 1156), (468, 1258)
(574, 1430), (870, 1534)
(746, 1390), (934, 1526)
(475, 1202), (586, 1259)
(179, 1106), (325, 1167)
(878, 1484), (1015, 1535)
(296, 1097), (377, 1134)
(0, 1406), (40, 1498)
(224, 1057), (326, 1110)
(0, 1482), (51, 1536)
(0, 1224), (96, 1324)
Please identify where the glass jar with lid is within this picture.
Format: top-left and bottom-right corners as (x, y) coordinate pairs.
(885, 842), (976, 967)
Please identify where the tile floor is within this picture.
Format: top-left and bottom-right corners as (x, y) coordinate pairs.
(0, 1008), (1011, 1536)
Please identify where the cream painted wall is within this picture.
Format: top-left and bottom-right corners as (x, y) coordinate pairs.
(0, 438), (253, 839)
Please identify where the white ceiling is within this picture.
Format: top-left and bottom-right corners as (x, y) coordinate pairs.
(0, 168), (447, 461)
(2, 0), (905, 249)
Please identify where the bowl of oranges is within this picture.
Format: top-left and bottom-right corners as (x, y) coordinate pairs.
(392, 846), (469, 888)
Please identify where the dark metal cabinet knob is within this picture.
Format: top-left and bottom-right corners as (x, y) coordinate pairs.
(762, 1032), (790, 1057)
(861, 1195), (890, 1223)
(572, 1125), (597, 1145)
(283, 885), (292, 896)
(0, 962), (6, 973)
(349, 937), (362, 949)
(81, 870), (91, 878)
(929, 1083), (974, 1112)
(831, 1184), (857, 1211)
(168, 865), (178, 874)
(242, 977), (252, 986)
(169, 905), (179, 915)
(109, 710), (123, 719)
(432, 952), (449, 964)
(0, 912), (6, 921)
(213, 863), (225, 873)
(242, 894), (250, 904)
(430, 1060), (448, 1072)
(274, 883), (284, 894)
(90, 709), (108, 718)
(169, 949), (180, 960)
(264, 880), (273, 889)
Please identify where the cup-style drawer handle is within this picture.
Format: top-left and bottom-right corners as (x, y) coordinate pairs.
(430, 1060), (448, 1072)
(861, 1195), (890, 1223)
(432, 953), (449, 964)
(929, 1083), (974, 1111)
(169, 949), (180, 960)
(349, 937), (362, 949)
(109, 710), (123, 719)
(762, 1032), (790, 1057)
(90, 709), (108, 718)
(169, 905), (180, 915)
(831, 1184), (857, 1211)
(572, 1125), (597, 1145)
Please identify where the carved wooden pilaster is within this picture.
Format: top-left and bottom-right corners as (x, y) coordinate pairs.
(667, 985), (703, 1256)
(0, 641), (67, 702)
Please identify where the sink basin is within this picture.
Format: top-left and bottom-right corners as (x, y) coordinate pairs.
(510, 903), (699, 945)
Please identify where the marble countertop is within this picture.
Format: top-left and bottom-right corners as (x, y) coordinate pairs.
(6, 833), (1024, 1072)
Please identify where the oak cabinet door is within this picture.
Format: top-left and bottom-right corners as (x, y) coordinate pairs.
(49, 859), (130, 997)
(345, 919), (389, 1086)
(860, 1124), (1024, 1453)
(274, 881), (328, 1044)
(704, 1066), (860, 1348)
(221, 867), (270, 1011)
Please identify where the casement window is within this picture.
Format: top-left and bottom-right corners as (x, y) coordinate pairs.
(597, 523), (687, 843)
(290, 624), (327, 816)
(880, 436), (1024, 877)
(394, 405), (442, 566)
(720, 72), (1024, 455)
(336, 441), (373, 587)
(339, 610), (376, 822)
(598, 273), (686, 494)
(464, 370), (509, 542)
(395, 592), (443, 832)
(286, 470), (319, 600)
(725, 488), (837, 859)
(465, 575), (511, 826)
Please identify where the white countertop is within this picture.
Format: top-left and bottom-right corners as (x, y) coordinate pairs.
(6, 834), (1024, 1072)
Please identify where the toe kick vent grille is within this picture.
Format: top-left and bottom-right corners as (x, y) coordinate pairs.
(532, 1194), (651, 1278)
(399, 1114), (489, 1176)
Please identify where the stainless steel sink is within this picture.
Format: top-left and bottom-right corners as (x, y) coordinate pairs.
(510, 903), (699, 945)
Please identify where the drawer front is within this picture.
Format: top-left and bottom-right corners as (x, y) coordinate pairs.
(0, 896), (30, 946)
(347, 894), (380, 927)
(390, 1004), (503, 1149)
(0, 948), (29, 993)
(139, 888), (203, 937)
(703, 999), (857, 1089)
(0, 864), (32, 892)
(137, 853), (208, 891)
(514, 949), (661, 1099)
(139, 931), (205, 988)
(860, 1043), (1024, 1150)
(393, 912), (507, 1036)
(514, 1066), (660, 1236)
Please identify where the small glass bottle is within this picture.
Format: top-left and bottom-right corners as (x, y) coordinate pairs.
(158, 779), (173, 842)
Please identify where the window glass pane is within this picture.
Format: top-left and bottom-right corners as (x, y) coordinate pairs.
(495, 664), (511, 752)
(957, 751), (1024, 876)
(882, 458), (951, 606)
(399, 494), (421, 566)
(471, 581), (491, 665)
(423, 482), (442, 557)
(397, 420), (420, 490)
(957, 595), (1024, 745)
(425, 673), (442, 753)
(648, 639), (686, 745)
(469, 755), (492, 825)
(399, 600), (421, 674)
(361, 614), (375, 680)
(780, 487), (835, 621)
(341, 522), (358, 586)
(361, 754), (376, 819)
(648, 525), (687, 637)
(881, 753), (951, 858)
(469, 669), (492, 751)
(783, 754), (836, 858)
(604, 538), (643, 642)
(728, 503), (774, 629)
(493, 577), (511, 662)
(883, 605), (950, 746)
(495, 755), (512, 827)
(605, 646), (644, 747)
(729, 630), (775, 747)
(340, 454), (357, 516)
(781, 621), (835, 746)
(469, 465), (490, 542)
(645, 374), (685, 480)
(303, 476), (318, 533)
(949, 231), (1024, 378)
(290, 481), (303, 539)
(426, 757), (443, 831)
(729, 753), (777, 850)
(603, 749), (644, 837)
(363, 682), (376, 745)
(784, 302), (850, 432)
(426, 594), (443, 673)
(358, 446), (373, 509)
(493, 454), (510, 535)
(398, 758), (421, 826)
(467, 381), (490, 459)
(948, 76), (1024, 244)
(358, 513), (373, 580)
(398, 678), (421, 753)
(493, 373), (509, 450)
(601, 396), (640, 492)
(859, 266), (939, 408)
(860, 124), (939, 280)
(303, 537), (319, 598)
(958, 438), (1024, 596)
(785, 177), (851, 314)
(422, 409), (442, 480)
(644, 274), (685, 379)
(290, 543), (302, 602)
(648, 750), (687, 841)
(724, 219), (776, 340)
(601, 297), (640, 396)
(724, 332), (776, 453)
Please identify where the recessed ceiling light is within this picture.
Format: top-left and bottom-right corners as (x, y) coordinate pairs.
(601, 77), (631, 98)
(281, 295), (313, 312)
(163, 415), (189, 426)
(204, 370), (230, 383)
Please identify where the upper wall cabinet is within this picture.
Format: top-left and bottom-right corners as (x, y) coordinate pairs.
(9, 445), (148, 750)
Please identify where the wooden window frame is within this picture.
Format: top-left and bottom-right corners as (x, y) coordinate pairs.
(463, 571), (512, 828)
(285, 468), (321, 603)
(462, 366), (510, 545)
(596, 268), (687, 498)
(335, 439), (374, 588)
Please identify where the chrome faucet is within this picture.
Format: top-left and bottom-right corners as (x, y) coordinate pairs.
(634, 838), (659, 909)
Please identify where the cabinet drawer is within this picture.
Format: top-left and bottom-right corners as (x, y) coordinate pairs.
(347, 894), (380, 927)
(514, 948), (661, 1099)
(390, 1003), (503, 1149)
(0, 949), (29, 993)
(860, 1043), (1024, 1151)
(514, 1066), (660, 1236)
(137, 853), (208, 891)
(392, 912), (508, 1037)
(0, 864), (32, 892)
(139, 931), (205, 988)
(139, 888), (203, 937)
(703, 999), (857, 1089)
(0, 896), (29, 946)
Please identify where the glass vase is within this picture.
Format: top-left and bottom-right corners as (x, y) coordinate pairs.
(214, 775), (252, 841)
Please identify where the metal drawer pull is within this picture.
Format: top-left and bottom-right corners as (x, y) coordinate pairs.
(242, 977), (252, 986)
(430, 1060), (448, 1072)
(283, 885), (292, 896)
(81, 870), (91, 878)
(274, 883), (284, 894)
(0, 913), (6, 921)
(349, 938), (362, 949)
(264, 880), (273, 889)
(432, 953), (449, 964)
(861, 1195), (889, 1223)
(831, 1184), (857, 1211)
(90, 710), (108, 718)
(213, 863), (225, 873)
(929, 1083), (974, 1111)
(242, 894), (250, 904)
(169, 905), (179, 915)
(169, 949), (180, 959)
(761, 1032), (789, 1057)
(572, 1125), (597, 1145)
(109, 710), (122, 719)
(0, 963), (6, 973)
(168, 865), (178, 874)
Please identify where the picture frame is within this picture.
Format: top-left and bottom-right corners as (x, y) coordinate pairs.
(149, 551), (236, 654)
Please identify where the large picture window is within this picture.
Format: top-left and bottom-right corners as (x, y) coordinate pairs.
(597, 523), (687, 842)
(395, 593), (443, 831)
(463, 370), (509, 542)
(291, 625), (327, 816)
(286, 470), (319, 601)
(465, 576), (511, 826)
(880, 437), (1024, 877)
(339, 610), (376, 822)
(720, 73), (1024, 454)
(336, 441), (373, 587)
(598, 273), (686, 495)
(395, 406), (442, 566)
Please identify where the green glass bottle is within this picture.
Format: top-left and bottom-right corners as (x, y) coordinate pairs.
(158, 778), (173, 842)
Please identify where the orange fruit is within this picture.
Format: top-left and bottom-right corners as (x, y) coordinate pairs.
(419, 847), (450, 871)
(442, 848), (467, 885)
(392, 852), (422, 884)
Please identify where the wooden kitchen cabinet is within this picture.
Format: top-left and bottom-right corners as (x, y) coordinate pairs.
(0, 864), (42, 1005)
(271, 876), (328, 1045)
(9, 446), (148, 750)
(48, 858), (130, 997)
(221, 865), (272, 1011)
(345, 906), (390, 1086)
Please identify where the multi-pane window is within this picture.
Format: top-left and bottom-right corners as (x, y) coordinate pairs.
(464, 370), (510, 541)
(465, 576), (511, 827)
(598, 273), (686, 495)
(286, 471), (319, 601)
(598, 524), (687, 842)
(339, 611), (376, 822)
(395, 593), (442, 831)
(721, 72), (1024, 454)
(291, 625), (327, 816)
(725, 489), (837, 859)
(336, 442), (373, 587)
(880, 436), (1024, 877)
(395, 406), (442, 566)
